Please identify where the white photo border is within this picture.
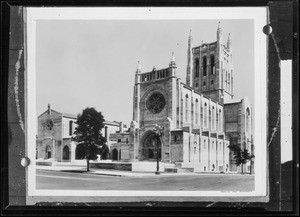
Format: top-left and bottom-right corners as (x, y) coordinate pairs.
(26, 7), (268, 199)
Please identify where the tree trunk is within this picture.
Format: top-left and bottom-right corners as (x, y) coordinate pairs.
(241, 164), (244, 174)
(87, 159), (90, 172)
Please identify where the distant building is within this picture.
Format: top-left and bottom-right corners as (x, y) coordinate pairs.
(36, 104), (125, 163)
(109, 23), (253, 173)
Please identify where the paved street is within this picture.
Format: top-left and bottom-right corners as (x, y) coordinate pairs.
(36, 169), (255, 191)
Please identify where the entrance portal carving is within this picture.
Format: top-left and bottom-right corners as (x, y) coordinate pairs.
(140, 131), (161, 161)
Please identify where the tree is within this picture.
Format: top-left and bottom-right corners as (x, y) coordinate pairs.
(228, 144), (254, 174)
(73, 107), (106, 172)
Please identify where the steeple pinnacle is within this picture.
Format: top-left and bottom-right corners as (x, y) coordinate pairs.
(227, 33), (232, 50)
(136, 61), (141, 73)
(169, 52), (177, 76)
(47, 104), (51, 115)
(217, 21), (222, 42)
(171, 52), (175, 62)
(169, 52), (176, 67)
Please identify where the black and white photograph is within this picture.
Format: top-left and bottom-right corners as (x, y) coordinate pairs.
(24, 7), (270, 200)
(2, 1), (297, 214)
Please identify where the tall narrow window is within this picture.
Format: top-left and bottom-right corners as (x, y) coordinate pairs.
(201, 105), (203, 127)
(226, 71), (228, 91)
(195, 99), (199, 125)
(210, 55), (215, 74)
(191, 100), (194, 124)
(246, 108), (250, 133)
(216, 112), (219, 131)
(181, 98), (183, 126)
(195, 58), (199, 77)
(209, 109), (211, 129)
(185, 94), (189, 122)
(69, 121), (73, 136)
(212, 106), (215, 130)
(219, 109), (222, 131)
(221, 62), (223, 88)
(204, 103), (207, 127)
(203, 56), (207, 76)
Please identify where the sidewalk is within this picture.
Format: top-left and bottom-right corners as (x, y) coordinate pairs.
(35, 165), (201, 177)
(36, 165), (251, 177)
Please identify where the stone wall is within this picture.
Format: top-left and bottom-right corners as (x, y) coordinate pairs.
(110, 143), (134, 162)
(90, 162), (132, 171)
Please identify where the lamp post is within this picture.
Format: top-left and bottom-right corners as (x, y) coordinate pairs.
(153, 124), (164, 175)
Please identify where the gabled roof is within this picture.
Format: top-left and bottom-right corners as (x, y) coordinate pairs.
(38, 106), (123, 126)
(62, 112), (77, 119)
(38, 109), (61, 118)
(38, 109), (77, 119)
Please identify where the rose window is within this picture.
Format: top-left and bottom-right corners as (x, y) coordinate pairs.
(146, 92), (166, 114)
(46, 119), (54, 131)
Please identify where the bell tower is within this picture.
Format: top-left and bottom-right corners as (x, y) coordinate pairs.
(188, 22), (234, 103)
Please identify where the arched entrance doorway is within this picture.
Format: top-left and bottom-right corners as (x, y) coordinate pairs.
(63, 145), (70, 160)
(141, 131), (161, 161)
(45, 145), (52, 159)
(112, 148), (118, 161)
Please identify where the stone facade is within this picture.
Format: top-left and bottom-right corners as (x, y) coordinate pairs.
(36, 105), (123, 163)
(224, 98), (253, 173)
(36, 105), (78, 162)
(112, 23), (253, 173)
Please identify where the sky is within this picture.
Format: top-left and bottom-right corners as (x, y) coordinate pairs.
(36, 19), (254, 125)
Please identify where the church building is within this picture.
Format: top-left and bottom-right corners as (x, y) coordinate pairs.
(36, 104), (125, 164)
(110, 23), (253, 173)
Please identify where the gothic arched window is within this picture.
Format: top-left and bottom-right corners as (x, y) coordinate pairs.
(216, 111), (219, 131)
(212, 106), (215, 130)
(69, 121), (73, 136)
(210, 55), (215, 74)
(204, 103), (207, 127)
(185, 94), (189, 122)
(195, 99), (199, 125)
(201, 105), (203, 127)
(209, 109), (211, 129)
(219, 109), (222, 131)
(203, 56), (207, 76)
(195, 58), (200, 77)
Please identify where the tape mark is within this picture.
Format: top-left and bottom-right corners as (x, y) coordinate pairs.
(268, 109), (280, 147)
(206, 202), (217, 207)
(14, 49), (25, 133)
(271, 33), (281, 61)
